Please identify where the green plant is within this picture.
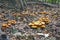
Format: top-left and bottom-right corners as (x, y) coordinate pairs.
(47, 0), (58, 4)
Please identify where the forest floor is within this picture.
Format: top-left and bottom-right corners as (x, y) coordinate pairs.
(0, 3), (60, 40)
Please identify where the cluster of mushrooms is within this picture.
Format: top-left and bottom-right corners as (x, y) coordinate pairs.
(2, 20), (16, 31)
(29, 12), (51, 29)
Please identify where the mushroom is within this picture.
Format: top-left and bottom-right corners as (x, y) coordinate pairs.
(8, 20), (16, 25)
(7, 23), (11, 26)
(40, 25), (46, 28)
(2, 23), (9, 28)
(11, 20), (16, 25)
(40, 11), (49, 14)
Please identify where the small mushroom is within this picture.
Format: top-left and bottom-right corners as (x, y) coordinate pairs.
(28, 22), (34, 26)
(7, 23), (11, 26)
(40, 25), (46, 28)
(34, 21), (41, 25)
(8, 20), (16, 25)
(41, 22), (45, 25)
(2, 23), (9, 28)
(11, 20), (16, 25)
(40, 11), (49, 14)
(31, 25), (37, 28)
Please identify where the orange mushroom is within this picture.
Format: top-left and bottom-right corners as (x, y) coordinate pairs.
(29, 16), (51, 29)
(2, 23), (9, 28)
(8, 20), (12, 24)
(2, 23), (7, 27)
(41, 22), (45, 24)
(41, 25), (46, 28)
(8, 20), (16, 25)
(34, 21), (41, 25)
(31, 26), (37, 28)
(28, 22), (34, 26)
(7, 23), (11, 26)
(11, 20), (16, 25)
(40, 11), (48, 14)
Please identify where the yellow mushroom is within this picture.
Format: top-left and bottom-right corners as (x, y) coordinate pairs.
(8, 20), (16, 25)
(34, 21), (40, 25)
(8, 20), (12, 23)
(2, 23), (7, 27)
(41, 22), (45, 25)
(31, 25), (37, 28)
(2, 23), (9, 28)
(39, 18), (43, 20)
(41, 25), (46, 28)
(11, 20), (16, 24)
(5, 25), (9, 28)
(28, 22), (34, 26)
(40, 11), (48, 14)
(7, 23), (11, 26)
(28, 16), (51, 29)
(45, 20), (51, 24)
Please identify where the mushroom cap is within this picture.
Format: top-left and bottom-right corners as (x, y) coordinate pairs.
(11, 20), (16, 24)
(2, 23), (7, 27)
(41, 25), (46, 28)
(7, 23), (11, 26)
(2, 23), (9, 28)
(40, 11), (48, 14)
(8, 21), (12, 23)
(8, 20), (16, 25)
(34, 21), (40, 25)
(28, 23), (34, 26)
(31, 25), (37, 28)
(41, 22), (45, 25)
